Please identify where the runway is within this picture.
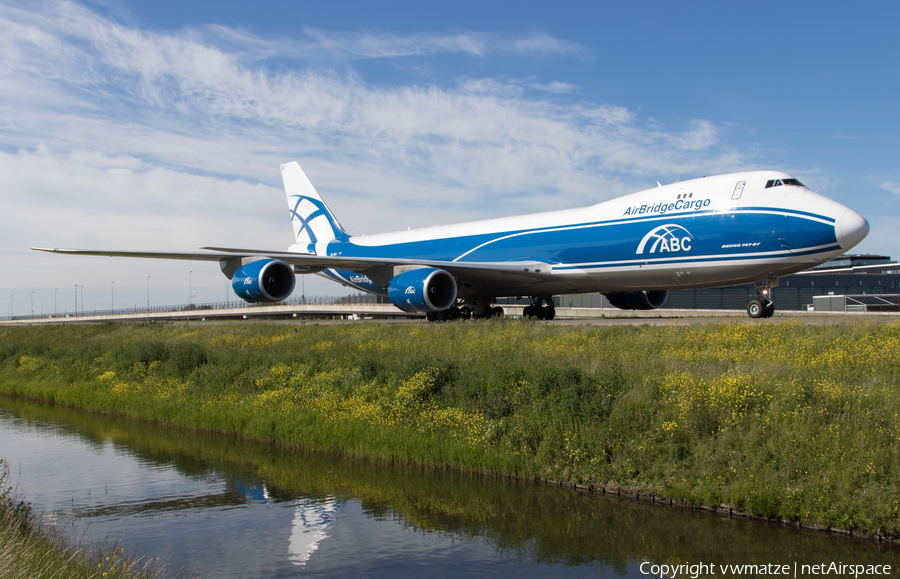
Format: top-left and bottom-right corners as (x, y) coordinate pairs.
(2, 303), (897, 327)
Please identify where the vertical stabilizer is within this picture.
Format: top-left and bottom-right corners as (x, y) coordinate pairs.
(281, 162), (350, 255)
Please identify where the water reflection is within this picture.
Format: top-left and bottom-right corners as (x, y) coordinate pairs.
(1, 395), (898, 578)
(289, 498), (340, 566)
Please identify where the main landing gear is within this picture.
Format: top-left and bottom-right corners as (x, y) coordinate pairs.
(426, 307), (466, 322)
(468, 297), (503, 319)
(747, 278), (778, 319)
(425, 299), (503, 322)
(522, 296), (556, 320)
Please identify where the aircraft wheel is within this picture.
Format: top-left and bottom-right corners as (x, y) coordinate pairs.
(764, 302), (775, 318)
(493, 306), (504, 317)
(427, 310), (449, 322)
(747, 300), (765, 319)
(461, 306), (472, 320)
(523, 305), (536, 318)
(544, 306), (556, 320)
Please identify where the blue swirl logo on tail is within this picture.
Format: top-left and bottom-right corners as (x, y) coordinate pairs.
(288, 194), (349, 254)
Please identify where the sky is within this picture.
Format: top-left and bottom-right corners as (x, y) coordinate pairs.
(2, 0), (899, 316)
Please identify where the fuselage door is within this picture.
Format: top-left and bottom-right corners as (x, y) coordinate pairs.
(745, 179), (790, 254)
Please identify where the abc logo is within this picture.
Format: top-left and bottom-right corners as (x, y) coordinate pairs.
(636, 224), (693, 254)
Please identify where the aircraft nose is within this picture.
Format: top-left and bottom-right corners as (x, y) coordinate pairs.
(837, 208), (869, 250)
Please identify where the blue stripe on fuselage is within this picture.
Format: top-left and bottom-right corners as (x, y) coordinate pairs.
(552, 244), (843, 272)
(734, 206), (835, 223)
(325, 208), (838, 269)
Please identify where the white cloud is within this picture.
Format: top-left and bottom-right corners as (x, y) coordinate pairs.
(512, 34), (585, 57)
(297, 27), (488, 58)
(0, 1), (741, 184)
(0, 148), (284, 248)
(527, 81), (578, 94)
(879, 181), (900, 195)
(665, 120), (719, 151)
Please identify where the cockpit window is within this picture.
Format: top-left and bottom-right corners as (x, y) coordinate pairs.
(766, 178), (806, 189)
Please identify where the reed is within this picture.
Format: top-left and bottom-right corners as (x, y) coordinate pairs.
(1, 319), (898, 537)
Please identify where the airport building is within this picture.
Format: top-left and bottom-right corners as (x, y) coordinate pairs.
(662, 254), (900, 311)
(507, 254), (900, 312)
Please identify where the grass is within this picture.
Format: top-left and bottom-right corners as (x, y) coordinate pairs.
(0, 459), (172, 579)
(0, 319), (898, 538)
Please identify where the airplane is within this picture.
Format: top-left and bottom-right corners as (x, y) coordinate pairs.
(34, 162), (869, 320)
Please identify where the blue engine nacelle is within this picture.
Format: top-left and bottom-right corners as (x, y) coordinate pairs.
(603, 290), (669, 310)
(387, 268), (457, 313)
(231, 259), (296, 303)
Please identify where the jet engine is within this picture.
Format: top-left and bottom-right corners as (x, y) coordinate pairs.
(387, 268), (457, 313)
(603, 290), (669, 310)
(231, 259), (296, 303)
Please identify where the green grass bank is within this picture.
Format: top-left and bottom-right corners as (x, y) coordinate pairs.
(1, 320), (898, 538)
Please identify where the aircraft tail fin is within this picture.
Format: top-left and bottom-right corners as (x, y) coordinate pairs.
(281, 162), (350, 255)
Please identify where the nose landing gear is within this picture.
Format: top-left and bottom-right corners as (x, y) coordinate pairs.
(747, 299), (774, 318)
(747, 278), (778, 318)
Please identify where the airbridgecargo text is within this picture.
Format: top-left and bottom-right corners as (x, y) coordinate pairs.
(624, 198), (711, 216)
(639, 561), (891, 579)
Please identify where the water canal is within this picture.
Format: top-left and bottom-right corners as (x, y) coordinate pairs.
(2, 395), (898, 578)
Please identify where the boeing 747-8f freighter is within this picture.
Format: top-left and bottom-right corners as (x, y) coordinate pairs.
(35, 162), (869, 319)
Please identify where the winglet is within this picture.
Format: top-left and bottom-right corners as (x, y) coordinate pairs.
(281, 162), (350, 255)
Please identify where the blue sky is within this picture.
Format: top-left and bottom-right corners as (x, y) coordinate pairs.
(2, 0), (899, 315)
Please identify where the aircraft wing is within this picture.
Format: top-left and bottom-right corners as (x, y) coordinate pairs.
(32, 247), (240, 262)
(31, 246), (556, 287)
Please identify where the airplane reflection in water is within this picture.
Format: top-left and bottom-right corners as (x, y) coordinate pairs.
(66, 475), (340, 567)
(236, 482), (342, 567)
(35, 163), (869, 319)
(289, 498), (340, 566)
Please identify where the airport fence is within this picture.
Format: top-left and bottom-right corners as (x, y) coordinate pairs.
(1, 293), (389, 322)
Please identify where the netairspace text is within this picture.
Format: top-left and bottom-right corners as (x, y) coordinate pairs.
(640, 562), (892, 579)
